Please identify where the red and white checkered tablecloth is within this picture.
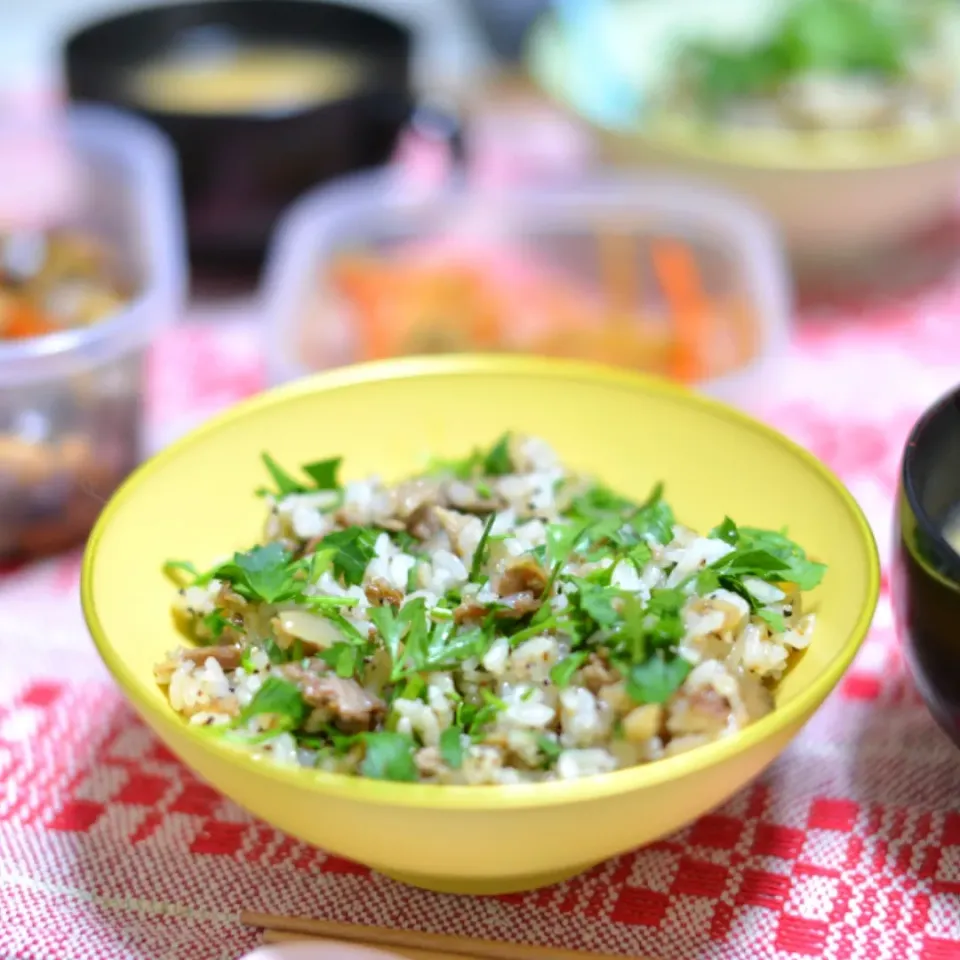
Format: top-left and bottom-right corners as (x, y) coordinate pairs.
(6, 104), (960, 958)
(3, 282), (960, 960)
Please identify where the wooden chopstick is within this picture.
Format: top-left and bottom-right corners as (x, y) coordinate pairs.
(261, 929), (458, 959)
(241, 911), (651, 960)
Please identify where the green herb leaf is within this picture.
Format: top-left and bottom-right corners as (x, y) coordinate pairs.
(238, 676), (306, 729)
(735, 527), (827, 590)
(421, 626), (490, 672)
(201, 610), (228, 639)
(308, 547), (337, 582)
(164, 559), (200, 585)
(482, 433), (513, 476)
(318, 526), (379, 586)
(261, 452), (307, 497)
(439, 726), (465, 769)
(537, 734), (562, 762)
(569, 485), (636, 520)
(644, 589), (687, 648)
(575, 581), (622, 628)
(627, 541), (653, 572)
(317, 642), (361, 678)
(302, 457), (342, 490)
(626, 654), (692, 705)
(262, 638), (287, 664)
(301, 594), (361, 610)
(212, 542), (295, 604)
(550, 651), (588, 688)
(545, 520), (591, 568)
(470, 513), (497, 582)
(710, 516), (739, 545)
(359, 731), (418, 782)
(628, 483), (675, 545)
(756, 608), (787, 633)
(371, 603), (413, 675)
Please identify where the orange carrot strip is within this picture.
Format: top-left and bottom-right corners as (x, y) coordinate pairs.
(650, 241), (710, 383)
(2, 301), (58, 340)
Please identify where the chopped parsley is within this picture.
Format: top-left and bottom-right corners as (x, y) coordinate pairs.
(439, 726), (465, 769)
(359, 732), (418, 782)
(238, 677), (306, 730)
(162, 440), (828, 784)
(259, 452), (344, 498)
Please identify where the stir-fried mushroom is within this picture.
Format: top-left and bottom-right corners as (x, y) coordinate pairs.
(365, 578), (403, 608)
(453, 591), (542, 624)
(581, 651), (619, 694)
(445, 479), (502, 514)
(405, 503), (441, 541)
(667, 688), (730, 738)
(216, 583), (248, 617)
(391, 478), (447, 519)
(282, 663), (385, 733)
(497, 557), (548, 599)
(434, 506), (482, 558)
(181, 644), (244, 671)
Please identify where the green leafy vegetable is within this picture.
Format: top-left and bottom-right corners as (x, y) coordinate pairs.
(757, 608), (787, 632)
(164, 560), (201, 585)
(628, 483), (676, 545)
(537, 734), (562, 762)
(318, 526), (379, 586)
(260, 452), (344, 498)
(201, 610), (228, 640)
(359, 732), (418, 782)
(550, 651), (588, 688)
(302, 457), (342, 490)
(439, 726), (465, 769)
(301, 594), (361, 610)
(710, 516), (739, 545)
(734, 527), (827, 590)
(210, 543), (296, 604)
(261, 452), (307, 497)
(573, 581), (622, 628)
(679, 0), (912, 116)
(482, 432), (513, 476)
(238, 676), (306, 729)
(626, 654), (693, 705)
(470, 513), (497, 582)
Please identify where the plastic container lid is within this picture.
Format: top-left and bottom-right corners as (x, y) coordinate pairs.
(261, 166), (791, 406)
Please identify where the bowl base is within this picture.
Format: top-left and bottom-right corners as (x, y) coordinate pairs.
(377, 862), (598, 895)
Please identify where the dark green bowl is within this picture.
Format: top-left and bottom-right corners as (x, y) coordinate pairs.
(893, 384), (960, 743)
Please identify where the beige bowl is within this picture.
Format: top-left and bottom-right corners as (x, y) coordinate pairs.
(527, 6), (960, 268)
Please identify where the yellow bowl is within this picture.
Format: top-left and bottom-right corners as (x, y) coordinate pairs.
(81, 355), (879, 895)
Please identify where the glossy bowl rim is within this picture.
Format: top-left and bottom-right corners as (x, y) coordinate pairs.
(901, 381), (960, 592)
(81, 354), (880, 811)
(62, 0), (413, 125)
(526, 14), (960, 175)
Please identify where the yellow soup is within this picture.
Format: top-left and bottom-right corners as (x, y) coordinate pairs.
(129, 46), (366, 114)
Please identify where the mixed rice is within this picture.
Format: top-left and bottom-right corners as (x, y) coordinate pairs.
(156, 435), (826, 785)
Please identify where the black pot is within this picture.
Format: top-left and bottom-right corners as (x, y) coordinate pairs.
(63, 0), (418, 278)
(893, 383), (960, 745)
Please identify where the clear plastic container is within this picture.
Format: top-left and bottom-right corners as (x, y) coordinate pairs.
(261, 168), (791, 404)
(0, 105), (187, 561)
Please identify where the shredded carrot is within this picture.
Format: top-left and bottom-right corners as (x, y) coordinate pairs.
(1, 301), (58, 340)
(650, 241), (710, 383)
